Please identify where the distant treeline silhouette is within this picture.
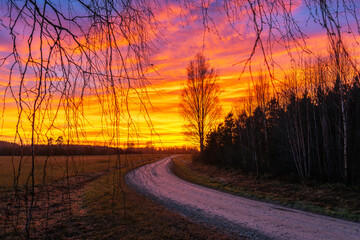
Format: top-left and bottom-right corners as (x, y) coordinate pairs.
(0, 141), (197, 156)
(202, 67), (360, 185)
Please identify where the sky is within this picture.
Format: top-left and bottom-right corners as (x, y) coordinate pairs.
(138, 0), (360, 147)
(0, 0), (359, 148)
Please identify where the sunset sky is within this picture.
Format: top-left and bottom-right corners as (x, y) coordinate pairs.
(0, 0), (359, 148)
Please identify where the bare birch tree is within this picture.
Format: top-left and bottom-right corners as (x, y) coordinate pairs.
(0, 0), (160, 237)
(179, 53), (222, 152)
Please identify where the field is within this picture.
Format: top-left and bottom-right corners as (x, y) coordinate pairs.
(0, 155), (120, 189)
(0, 154), (231, 239)
(172, 155), (360, 223)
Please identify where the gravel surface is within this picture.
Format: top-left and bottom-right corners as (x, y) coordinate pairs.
(125, 156), (360, 240)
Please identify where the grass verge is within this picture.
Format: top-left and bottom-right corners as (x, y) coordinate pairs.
(172, 155), (360, 223)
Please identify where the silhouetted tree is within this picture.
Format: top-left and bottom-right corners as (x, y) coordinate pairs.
(179, 53), (222, 152)
(55, 136), (64, 145)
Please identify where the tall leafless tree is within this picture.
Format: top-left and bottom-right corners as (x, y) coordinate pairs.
(179, 53), (222, 152)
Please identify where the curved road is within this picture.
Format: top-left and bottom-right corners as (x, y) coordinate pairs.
(126, 156), (360, 240)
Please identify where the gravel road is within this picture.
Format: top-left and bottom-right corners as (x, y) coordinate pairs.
(125, 156), (360, 240)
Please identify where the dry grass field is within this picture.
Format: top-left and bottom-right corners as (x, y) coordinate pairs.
(0, 155), (117, 189)
(0, 154), (232, 239)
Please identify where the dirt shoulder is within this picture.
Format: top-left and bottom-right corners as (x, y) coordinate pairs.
(172, 155), (360, 223)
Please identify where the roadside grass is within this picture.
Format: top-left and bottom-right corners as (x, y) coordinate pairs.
(1, 154), (234, 239)
(172, 155), (360, 223)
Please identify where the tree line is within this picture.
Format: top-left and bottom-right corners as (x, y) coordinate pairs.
(201, 56), (360, 185)
(0, 141), (197, 156)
